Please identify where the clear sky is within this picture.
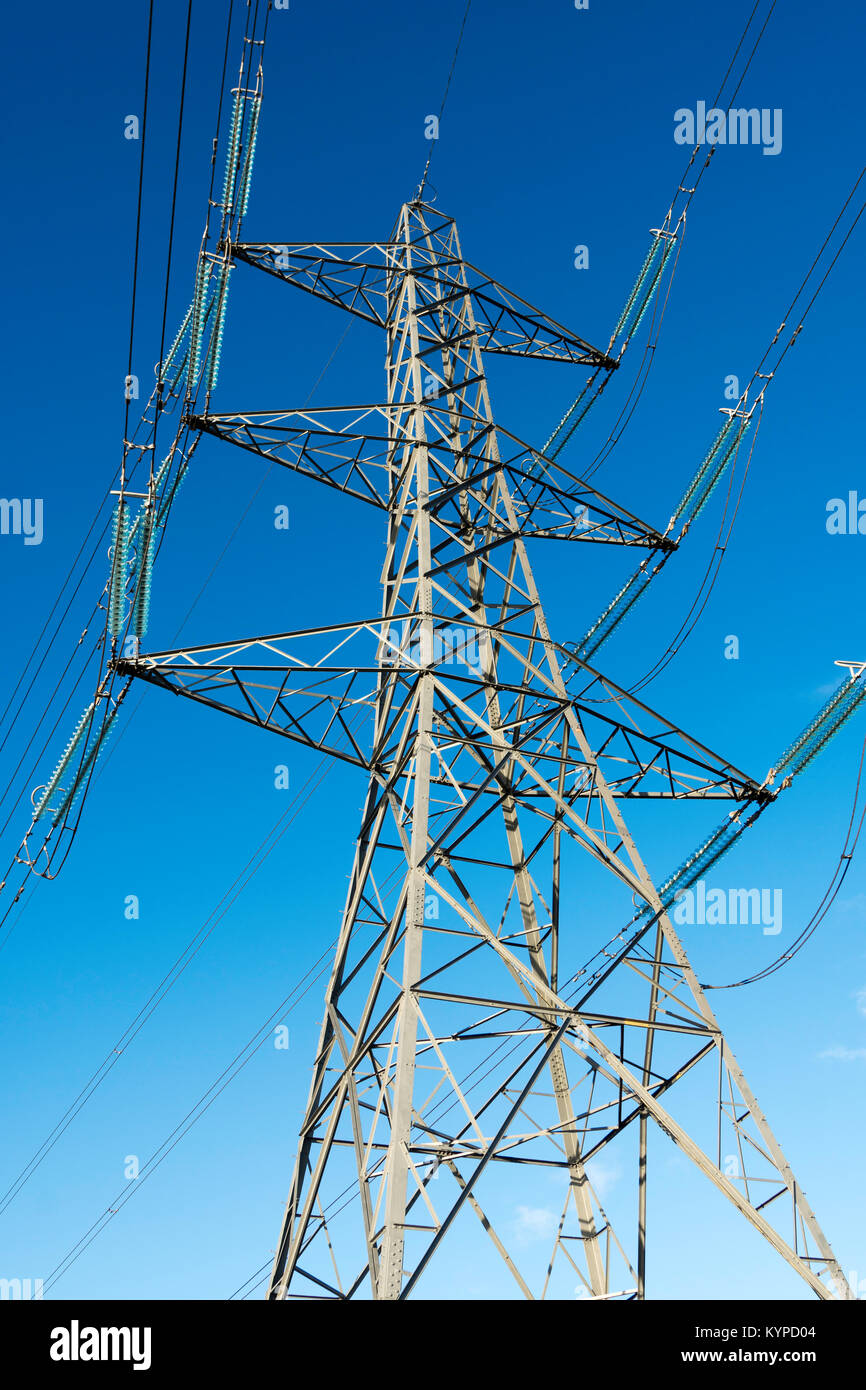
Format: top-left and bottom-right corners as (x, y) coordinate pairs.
(0, 0), (864, 1301)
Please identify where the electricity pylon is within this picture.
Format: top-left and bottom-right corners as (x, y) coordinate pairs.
(117, 200), (853, 1301)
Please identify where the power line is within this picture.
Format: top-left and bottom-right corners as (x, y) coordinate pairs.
(0, 1), (257, 906)
(154, 0), (195, 431)
(121, 0), (156, 490)
(0, 693), (367, 1217)
(703, 729), (866, 989)
(36, 942), (335, 1298)
(416, 0), (472, 201)
(567, 164), (866, 694)
(543, 0), (779, 472)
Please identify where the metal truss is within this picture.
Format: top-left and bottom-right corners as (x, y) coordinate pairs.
(118, 200), (852, 1301)
(119, 620), (767, 804)
(188, 405), (676, 550)
(229, 212), (618, 366)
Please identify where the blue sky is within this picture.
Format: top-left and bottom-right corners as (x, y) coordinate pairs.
(0, 0), (864, 1301)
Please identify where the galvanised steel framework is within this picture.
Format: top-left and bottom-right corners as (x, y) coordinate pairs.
(118, 201), (853, 1301)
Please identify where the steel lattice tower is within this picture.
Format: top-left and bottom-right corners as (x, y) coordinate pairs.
(117, 200), (853, 1301)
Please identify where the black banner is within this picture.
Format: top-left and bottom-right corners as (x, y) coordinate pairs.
(5, 1297), (862, 1376)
